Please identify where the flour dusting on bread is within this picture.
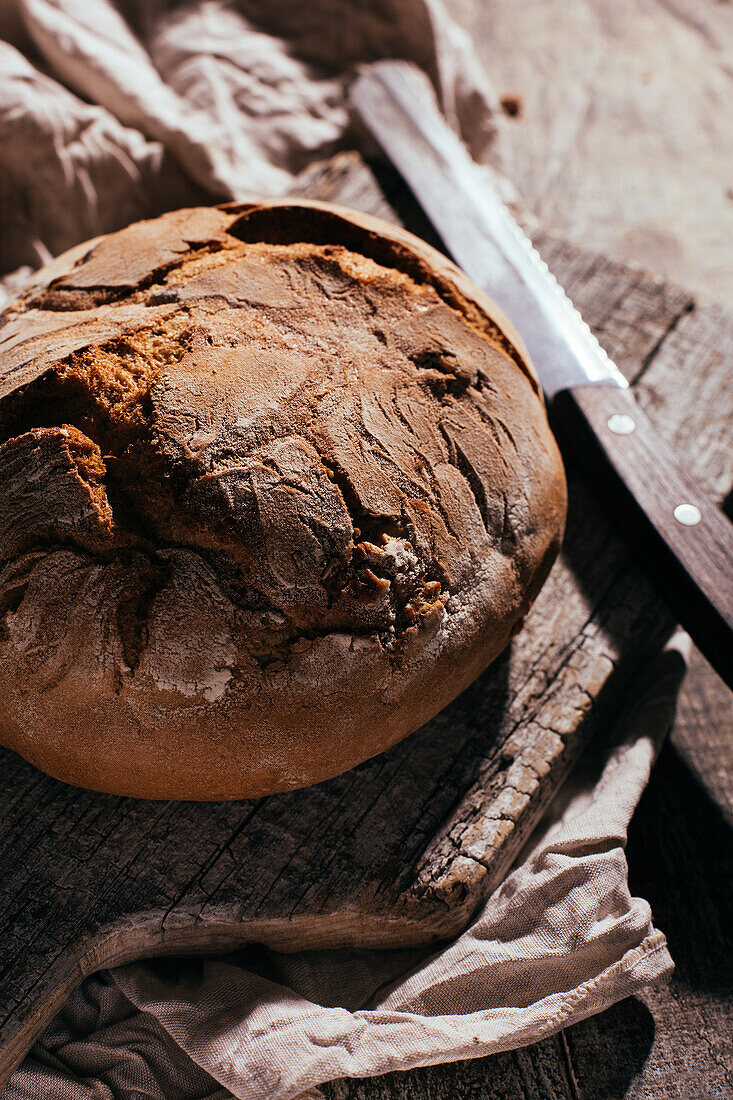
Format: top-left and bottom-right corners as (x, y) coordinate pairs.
(0, 202), (566, 798)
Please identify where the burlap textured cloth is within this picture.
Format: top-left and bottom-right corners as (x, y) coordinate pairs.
(0, 2), (680, 1095)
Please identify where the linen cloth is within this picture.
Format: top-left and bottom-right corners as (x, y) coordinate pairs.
(0, 1), (681, 1094)
(0, 0), (506, 292)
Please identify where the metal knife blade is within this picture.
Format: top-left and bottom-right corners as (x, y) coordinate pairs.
(351, 60), (733, 689)
(351, 61), (627, 399)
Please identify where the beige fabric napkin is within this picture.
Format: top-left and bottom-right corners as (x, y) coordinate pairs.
(4, 637), (686, 1099)
(0, 0), (505, 288)
(0, 2), (682, 1095)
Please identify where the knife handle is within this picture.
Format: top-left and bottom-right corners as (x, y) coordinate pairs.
(552, 383), (733, 688)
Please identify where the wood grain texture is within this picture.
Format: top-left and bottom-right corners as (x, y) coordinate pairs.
(0, 152), (731, 1090)
(322, 1032), (578, 1099)
(319, 159), (733, 1100)
(674, 645), (733, 827)
(563, 732), (733, 1099)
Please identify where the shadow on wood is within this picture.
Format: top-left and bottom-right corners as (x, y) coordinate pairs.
(555, 464), (674, 653)
(627, 739), (733, 999)
(564, 996), (656, 1099)
(559, 741), (733, 1098)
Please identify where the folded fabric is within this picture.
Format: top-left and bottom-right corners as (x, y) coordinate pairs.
(4, 636), (687, 1099)
(0, 0), (504, 284)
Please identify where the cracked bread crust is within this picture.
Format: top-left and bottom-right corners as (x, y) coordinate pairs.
(0, 201), (567, 799)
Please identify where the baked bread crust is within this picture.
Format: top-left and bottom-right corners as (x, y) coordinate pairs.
(0, 201), (567, 799)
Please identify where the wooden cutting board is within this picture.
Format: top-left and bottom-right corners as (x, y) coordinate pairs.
(1, 151), (729, 1086)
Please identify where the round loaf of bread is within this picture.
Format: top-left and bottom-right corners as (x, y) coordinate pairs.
(0, 201), (566, 799)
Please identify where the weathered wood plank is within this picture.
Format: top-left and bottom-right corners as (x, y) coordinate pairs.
(322, 1031), (576, 1099)
(534, 232), (694, 385)
(633, 301), (733, 504)
(674, 646), (733, 827)
(1, 152), (731, 1092)
(322, 168), (733, 1100)
(563, 733), (733, 1099)
(409, 633), (733, 1097)
(555, 298), (733, 1100)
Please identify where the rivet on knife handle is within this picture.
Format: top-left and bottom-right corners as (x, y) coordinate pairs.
(553, 384), (733, 687)
(352, 60), (733, 688)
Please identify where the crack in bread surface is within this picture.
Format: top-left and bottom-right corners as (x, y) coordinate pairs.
(0, 208), (548, 674)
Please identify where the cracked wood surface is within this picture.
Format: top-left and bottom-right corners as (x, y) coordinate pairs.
(0, 152), (730, 1088)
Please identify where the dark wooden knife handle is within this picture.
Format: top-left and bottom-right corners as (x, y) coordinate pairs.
(552, 383), (733, 688)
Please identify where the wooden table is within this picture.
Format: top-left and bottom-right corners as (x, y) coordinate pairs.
(1, 152), (730, 1095)
(291, 156), (733, 1099)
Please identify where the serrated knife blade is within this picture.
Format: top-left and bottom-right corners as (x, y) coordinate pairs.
(351, 60), (733, 689)
(353, 62), (626, 399)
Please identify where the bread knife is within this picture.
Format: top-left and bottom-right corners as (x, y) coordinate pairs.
(351, 60), (733, 689)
